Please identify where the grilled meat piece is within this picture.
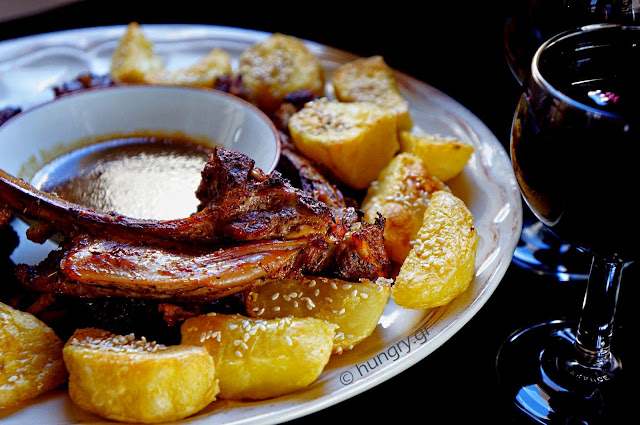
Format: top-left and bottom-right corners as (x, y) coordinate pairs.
(14, 214), (388, 302)
(52, 73), (117, 97)
(278, 142), (352, 209)
(0, 106), (21, 125)
(193, 147), (335, 242)
(15, 234), (328, 302)
(0, 147), (334, 246)
(2, 147), (390, 302)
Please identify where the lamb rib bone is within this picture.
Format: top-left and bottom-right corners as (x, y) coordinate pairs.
(14, 234), (330, 302)
(0, 147), (335, 246)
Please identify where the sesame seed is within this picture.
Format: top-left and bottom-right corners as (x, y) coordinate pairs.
(360, 293), (369, 299)
(330, 282), (338, 290)
(235, 351), (243, 357)
(285, 336), (293, 346)
(233, 339), (242, 346)
(71, 332), (167, 353)
(288, 292), (298, 299)
(308, 280), (317, 287)
(293, 301), (299, 308)
(338, 308), (346, 315)
(271, 292), (280, 300)
(325, 297), (333, 303)
(314, 289), (320, 297)
(274, 306), (281, 312)
(350, 289), (358, 297)
(342, 284), (352, 290)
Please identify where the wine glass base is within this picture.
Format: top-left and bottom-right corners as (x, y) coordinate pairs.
(496, 320), (622, 424)
(513, 220), (591, 281)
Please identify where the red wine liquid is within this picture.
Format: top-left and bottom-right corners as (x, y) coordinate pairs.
(512, 78), (639, 261)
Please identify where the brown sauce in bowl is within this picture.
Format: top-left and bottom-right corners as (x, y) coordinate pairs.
(31, 135), (215, 220)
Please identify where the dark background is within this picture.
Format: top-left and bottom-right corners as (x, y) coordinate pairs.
(1, 1), (636, 423)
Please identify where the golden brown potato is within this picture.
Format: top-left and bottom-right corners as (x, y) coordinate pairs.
(110, 22), (231, 87)
(245, 277), (391, 353)
(181, 313), (335, 400)
(288, 98), (399, 189)
(0, 302), (67, 409)
(332, 55), (412, 131)
(63, 328), (218, 424)
(110, 22), (165, 83)
(392, 190), (478, 309)
(144, 48), (232, 87)
(399, 131), (475, 181)
(239, 33), (325, 111)
(361, 153), (449, 263)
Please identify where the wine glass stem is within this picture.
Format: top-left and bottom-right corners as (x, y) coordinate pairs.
(574, 254), (623, 368)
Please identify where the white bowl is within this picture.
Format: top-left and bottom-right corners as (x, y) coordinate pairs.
(0, 84), (281, 264)
(0, 84), (281, 179)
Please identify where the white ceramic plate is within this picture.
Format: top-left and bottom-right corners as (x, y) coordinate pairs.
(0, 24), (522, 425)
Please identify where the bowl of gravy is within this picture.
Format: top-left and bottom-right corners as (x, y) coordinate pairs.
(0, 84), (281, 220)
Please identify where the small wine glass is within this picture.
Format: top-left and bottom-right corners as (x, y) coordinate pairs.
(496, 23), (638, 423)
(503, 0), (640, 281)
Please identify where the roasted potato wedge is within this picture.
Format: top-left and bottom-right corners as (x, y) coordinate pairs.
(111, 22), (231, 87)
(333, 55), (412, 131)
(110, 22), (165, 83)
(239, 33), (325, 111)
(399, 131), (475, 181)
(361, 153), (449, 263)
(0, 302), (67, 409)
(392, 190), (478, 309)
(181, 314), (335, 400)
(144, 48), (232, 87)
(63, 328), (218, 424)
(288, 98), (399, 189)
(245, 277), (391, 353)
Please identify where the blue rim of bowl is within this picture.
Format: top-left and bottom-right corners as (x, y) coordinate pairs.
(531, 22), (638, 121)
(0, 83), (283, 174)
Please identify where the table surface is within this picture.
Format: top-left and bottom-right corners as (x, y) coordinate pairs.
(1, 1), (636, 424)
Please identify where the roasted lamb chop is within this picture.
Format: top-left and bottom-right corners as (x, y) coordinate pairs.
(0, 147), (390, 303)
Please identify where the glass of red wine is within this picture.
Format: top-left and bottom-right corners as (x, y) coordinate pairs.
(496, 23), (638, 423)
(503, 0), (639, 281)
